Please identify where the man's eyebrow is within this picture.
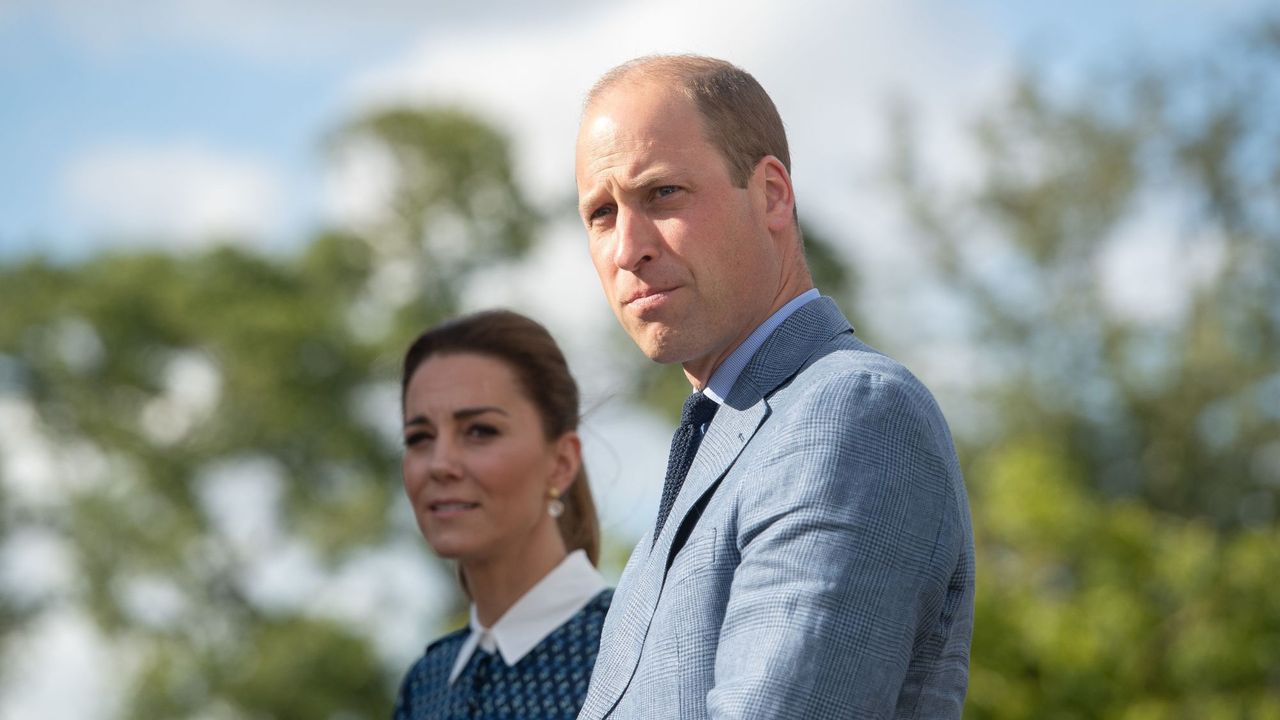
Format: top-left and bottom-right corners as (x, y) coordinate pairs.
(626, 168), (674, 191)
(579, 169), (681, 215)
(579, 190), (606, 217)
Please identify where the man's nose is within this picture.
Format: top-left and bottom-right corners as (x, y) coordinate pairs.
(613, 207), (658, 272)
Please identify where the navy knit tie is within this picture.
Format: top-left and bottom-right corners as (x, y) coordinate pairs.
(653, 392), (719, 546)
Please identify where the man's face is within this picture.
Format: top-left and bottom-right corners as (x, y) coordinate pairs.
(575, 81), (781, 374)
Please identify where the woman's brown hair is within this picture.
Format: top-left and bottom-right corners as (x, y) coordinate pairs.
(401, 309), (600, 565)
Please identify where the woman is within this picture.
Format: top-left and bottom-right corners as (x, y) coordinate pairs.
(393, 310), (611, 720)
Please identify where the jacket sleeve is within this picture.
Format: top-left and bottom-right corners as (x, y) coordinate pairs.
(706, 369), (972, 719)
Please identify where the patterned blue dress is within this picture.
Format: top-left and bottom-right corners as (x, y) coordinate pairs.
(394, 589), (613, 719)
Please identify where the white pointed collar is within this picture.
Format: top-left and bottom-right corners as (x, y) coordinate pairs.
(447, 550), (607, 684)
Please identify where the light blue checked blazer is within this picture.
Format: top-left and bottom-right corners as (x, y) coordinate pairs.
(580, 298), (974, 719)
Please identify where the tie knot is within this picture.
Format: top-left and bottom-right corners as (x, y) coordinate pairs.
(681, 392), (719, 427)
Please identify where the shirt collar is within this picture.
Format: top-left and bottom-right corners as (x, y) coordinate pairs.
(703, 289), (821, 404)
(447, 550), (607, 684)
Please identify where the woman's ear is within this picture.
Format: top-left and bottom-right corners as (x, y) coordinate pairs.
(550, 430), (582, 494)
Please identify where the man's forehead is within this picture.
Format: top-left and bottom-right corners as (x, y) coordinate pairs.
(577, 112), (623, 150)
(582, 79), (694, 131)
(578, 87), (704, 157)
(575, 130), (701, 192)
(584, 73), (671, 112)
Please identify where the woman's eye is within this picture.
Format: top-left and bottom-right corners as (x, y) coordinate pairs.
(466, 424), (499, 439)
(404, 431), (432, 447)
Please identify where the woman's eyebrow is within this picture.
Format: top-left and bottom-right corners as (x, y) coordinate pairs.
(454, 406), (507, 420)
(403, 406), (509, 429)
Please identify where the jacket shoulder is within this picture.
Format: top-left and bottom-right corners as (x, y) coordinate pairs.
(424, 626), (469, 656)
(395, 627), (469, 718)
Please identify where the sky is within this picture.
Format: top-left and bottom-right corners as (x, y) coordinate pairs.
(0, 0), (1269, 716)
(2, 0), (1261, 257)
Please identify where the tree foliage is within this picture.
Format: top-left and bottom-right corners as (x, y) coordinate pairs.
(967, 439), (1280, 718)
(1, 15), (1278, 718)
(890, 18), (1280, 529)
(887, 14), (1280, 717)
(0, 107), (537, 717)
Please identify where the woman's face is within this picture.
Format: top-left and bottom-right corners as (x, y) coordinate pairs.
(401, 352), (577, 566)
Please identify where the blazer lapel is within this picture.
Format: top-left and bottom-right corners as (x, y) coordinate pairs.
(651, 297), (854, 585)
(584, 402), (768, 719)
(655, 397), (767, 553)
(734, 297), (852, 398)
(581, 534), (655, 718)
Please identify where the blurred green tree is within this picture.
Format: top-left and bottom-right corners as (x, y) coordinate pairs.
(0, 107), (538, 717)
(1, 13), (1276, 718)
(889, 17), (1280, 529)
(335, 107), (536, 320)
(885, 14), (1280, 718)
(966, 438), (1280, 718)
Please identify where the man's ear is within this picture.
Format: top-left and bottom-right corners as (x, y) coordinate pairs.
(754, 155), (796, 233)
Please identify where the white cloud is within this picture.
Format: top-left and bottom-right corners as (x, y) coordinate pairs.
(343, 0), (1005, 221)
(19, 0), (1262, 67)
(306, 539), (450, 666)
(0, 397), (60, 507)
(192, 452), (455, 665)
(0, 609), (125, 720)
(139, 350), (223, 445)
(18, 0), (596, 63)
(578, 398), (673, 553)
(62, 141), (284, 250)
(115, 573), (190, 631)
(241, 538), (327, 612)
(1096, 195), (1227, 326)
(0, 395), (114, 520)
(323, 136), (400, 231)
(350, 380), (404, 452)
(343, 256), (424, 344)
(48, 316), (106, 375)
(197, 455), (286, 554)
(460, 219), (609, 346)
(0, 527), (78, 604)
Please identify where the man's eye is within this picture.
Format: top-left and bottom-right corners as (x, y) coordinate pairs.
(589, 205), (614, 223)
(654, 186), (679, 198)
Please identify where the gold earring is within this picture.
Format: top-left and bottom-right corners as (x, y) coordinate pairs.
(547, 487), (564, 519)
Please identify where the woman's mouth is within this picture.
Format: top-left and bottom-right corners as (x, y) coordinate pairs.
(428, 501), (479, 517)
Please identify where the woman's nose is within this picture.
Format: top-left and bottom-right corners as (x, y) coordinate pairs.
(427, 437), (463, 482)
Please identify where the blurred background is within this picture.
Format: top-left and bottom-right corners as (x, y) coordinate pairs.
(2, 1), (1278, 717)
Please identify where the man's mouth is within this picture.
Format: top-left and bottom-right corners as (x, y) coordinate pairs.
(623, 286), (677, 311)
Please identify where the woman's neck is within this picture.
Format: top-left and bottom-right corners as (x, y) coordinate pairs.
(463, 529), (568, 627)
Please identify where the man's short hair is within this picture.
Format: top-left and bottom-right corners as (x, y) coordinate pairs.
(586, 55), (790, 189)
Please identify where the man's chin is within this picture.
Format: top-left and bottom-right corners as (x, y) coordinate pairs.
(627, 326), (683, 364)
(637, 334), (702, 366)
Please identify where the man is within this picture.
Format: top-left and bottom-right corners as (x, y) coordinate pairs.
(575, 55), (974, 719)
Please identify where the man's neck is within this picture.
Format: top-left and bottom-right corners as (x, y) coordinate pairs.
(681, 282), (816, 390)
